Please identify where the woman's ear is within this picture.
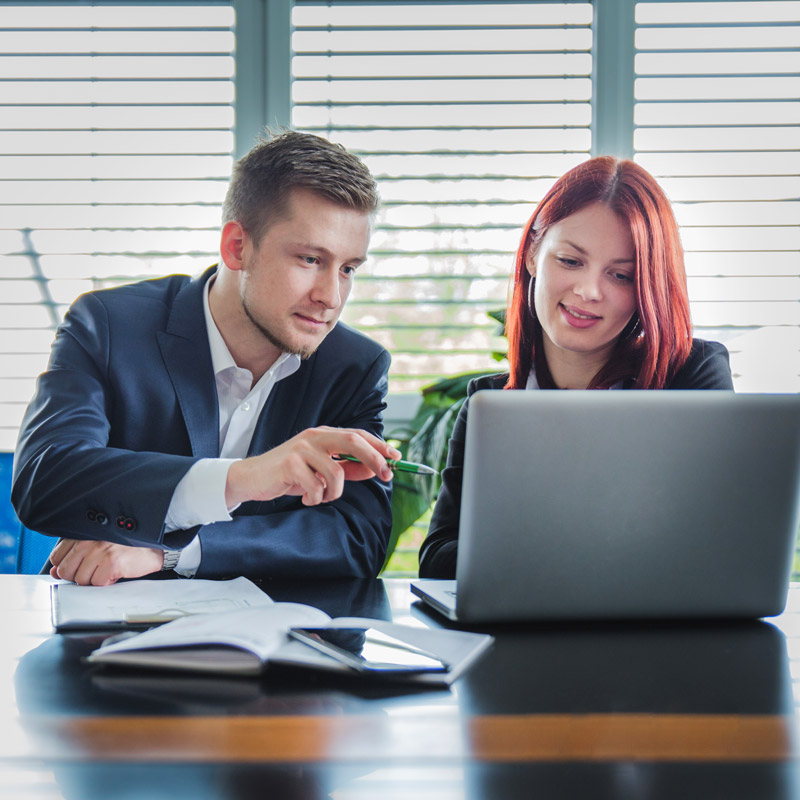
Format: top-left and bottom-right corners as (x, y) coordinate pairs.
(525, 248), (536, 279)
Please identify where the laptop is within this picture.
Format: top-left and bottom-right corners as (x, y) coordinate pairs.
(412, 391), (800, 623)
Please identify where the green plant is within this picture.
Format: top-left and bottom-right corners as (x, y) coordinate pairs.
(381, 310), (507, 571)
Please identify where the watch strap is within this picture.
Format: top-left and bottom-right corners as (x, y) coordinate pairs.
(160, 549), (182, 571)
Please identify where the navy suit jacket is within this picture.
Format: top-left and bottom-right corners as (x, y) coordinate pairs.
(12, 267), (392, 579)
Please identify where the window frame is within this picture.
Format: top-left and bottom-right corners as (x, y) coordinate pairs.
(238, 0), (638, 159)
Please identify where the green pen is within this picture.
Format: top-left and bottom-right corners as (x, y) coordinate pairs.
(336, 454), (438, 476)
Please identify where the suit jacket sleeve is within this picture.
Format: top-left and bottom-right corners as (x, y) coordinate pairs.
(11, 289), (200, 549)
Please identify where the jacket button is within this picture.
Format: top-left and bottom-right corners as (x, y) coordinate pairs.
(125, 518), (137, 532)
(95, 512), (108, 526)
(87, 509), (97, 521)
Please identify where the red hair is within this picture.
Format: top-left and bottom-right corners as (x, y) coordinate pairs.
(505, 157), (692, 390)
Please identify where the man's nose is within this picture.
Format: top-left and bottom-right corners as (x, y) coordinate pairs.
(312, 268), (341, 308)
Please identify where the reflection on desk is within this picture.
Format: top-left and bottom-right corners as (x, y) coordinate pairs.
(4, 575), (800, 800)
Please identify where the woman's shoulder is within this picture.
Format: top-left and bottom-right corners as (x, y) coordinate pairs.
(685, 338), (731, 371)
(667, 338), (734, 390)
(466, 372), (508, 396)
(689, 337), (729, 358)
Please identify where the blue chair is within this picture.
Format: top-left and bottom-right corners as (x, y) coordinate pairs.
(0, 452), (54, 574)
(15, 525), (54, 575)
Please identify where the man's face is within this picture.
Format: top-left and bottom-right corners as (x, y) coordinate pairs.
(238, 188), (372, 359)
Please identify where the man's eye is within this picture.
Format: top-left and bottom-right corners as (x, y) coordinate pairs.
(301, 256), (318, 265)
(341, 265), (357, 277)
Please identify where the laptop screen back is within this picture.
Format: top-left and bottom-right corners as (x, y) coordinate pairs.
(454, 391), (800, 622)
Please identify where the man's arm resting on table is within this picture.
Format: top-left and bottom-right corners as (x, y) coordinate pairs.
(49, 426), (399, 586)
(47, 458), (232, 585)
(49, 539), (166, 586)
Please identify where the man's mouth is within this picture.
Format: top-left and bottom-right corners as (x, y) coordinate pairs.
(295, 313), (330, 327)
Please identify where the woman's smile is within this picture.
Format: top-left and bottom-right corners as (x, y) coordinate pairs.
(559, 303), (602, 328)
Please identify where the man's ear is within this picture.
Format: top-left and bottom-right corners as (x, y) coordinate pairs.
(220, 221), (248, 271)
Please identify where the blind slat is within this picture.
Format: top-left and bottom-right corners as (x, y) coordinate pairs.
(635, 1), (800, 395)
(0, 2), (234, 450)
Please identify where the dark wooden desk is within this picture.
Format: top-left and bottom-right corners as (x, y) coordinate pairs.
(3, 575), (799, 799)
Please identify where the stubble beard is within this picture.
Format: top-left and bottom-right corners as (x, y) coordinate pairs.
(241, 294), (327, 360)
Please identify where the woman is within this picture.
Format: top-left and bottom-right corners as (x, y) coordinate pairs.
(418, 157), (734, 579)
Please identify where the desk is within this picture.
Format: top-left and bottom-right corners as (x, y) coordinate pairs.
(2, 575), (800, 800)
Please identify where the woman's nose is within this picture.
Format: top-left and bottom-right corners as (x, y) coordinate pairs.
(573, 272), (602, 302)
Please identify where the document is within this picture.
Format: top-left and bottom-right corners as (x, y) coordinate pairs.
(86, 603), (493, 685)
(51, 576), (272, 631)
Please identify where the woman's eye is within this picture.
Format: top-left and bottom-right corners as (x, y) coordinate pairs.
(557, 256), (580, 268)
(612, 271), (634, 284)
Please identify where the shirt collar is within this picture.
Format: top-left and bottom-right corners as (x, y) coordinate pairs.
(202, 275), (300, 383)
(525, 366), (541, 390)
(525, 365), (623, 390)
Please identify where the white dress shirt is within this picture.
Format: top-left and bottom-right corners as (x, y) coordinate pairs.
(164, 277), (300, 575)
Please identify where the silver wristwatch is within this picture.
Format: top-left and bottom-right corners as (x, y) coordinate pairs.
(160, 549), (182, 572)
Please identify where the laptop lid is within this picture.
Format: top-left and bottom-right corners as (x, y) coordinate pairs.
(437, 390), (800, 623)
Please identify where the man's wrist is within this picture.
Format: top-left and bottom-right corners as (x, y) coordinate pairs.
(224, 458), (249, 509)
(160, 549), (182, 571)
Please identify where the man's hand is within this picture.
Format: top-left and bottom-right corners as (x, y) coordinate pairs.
(225, 426), (401, 509)
(49, 539), (164, 586)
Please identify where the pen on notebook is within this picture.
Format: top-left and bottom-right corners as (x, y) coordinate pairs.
(336, 454), (438, 476)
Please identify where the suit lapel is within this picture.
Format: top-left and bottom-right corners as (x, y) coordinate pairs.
(248, 356), (314, 456)
(157, 266), (220, 458)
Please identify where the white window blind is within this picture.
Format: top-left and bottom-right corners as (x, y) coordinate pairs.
(633, 1), (800, 392)
(0, 3), (235, 451)
(3, 0), (797, 453)
(292, 0), (594, 393)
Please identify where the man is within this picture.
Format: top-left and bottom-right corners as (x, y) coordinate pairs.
(12, 131), (398, 586)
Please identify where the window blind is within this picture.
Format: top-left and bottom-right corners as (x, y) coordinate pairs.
(633, 0), (800, 392)
(0, 2), (235, 451)
(292, 0), (594, 394)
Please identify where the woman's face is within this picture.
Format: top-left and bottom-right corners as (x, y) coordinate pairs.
(527, 202), (637, 380)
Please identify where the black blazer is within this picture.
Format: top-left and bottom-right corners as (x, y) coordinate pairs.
(418, 338), (735, 579)
(12, 267), (392, 579)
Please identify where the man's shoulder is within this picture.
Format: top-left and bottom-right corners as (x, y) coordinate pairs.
(68, 270), (213, 337)
(83, 272), (196, 310)
(322, 320), (389, 362)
